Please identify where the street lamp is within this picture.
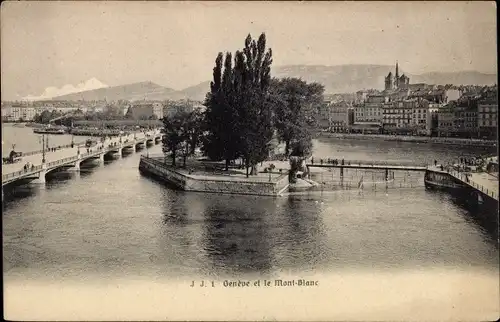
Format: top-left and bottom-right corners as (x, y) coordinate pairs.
(39, 134), (46, 163)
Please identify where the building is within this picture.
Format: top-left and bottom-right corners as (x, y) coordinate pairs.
(1, 105), (13, 121)
(317, 102), (331, 129)
(385, 62), (410, 91)
(427, 103), (444, 136)
(2, 105), (37, 121)
(382, 100), (413, 134)
(162, 100), (199, 118)
(409, 99), (430, 135)
(129, 102), (164, 120)
(358, 95), (385, 124)
(329, 101), (350, 132)
(478, 97), (498, 139)
(437, 104), (455, 137)
(349, 122), (382, 134)
(454, 105), (478, 137)
(437, 101), (479, 138)
(355, 90), (369, 104)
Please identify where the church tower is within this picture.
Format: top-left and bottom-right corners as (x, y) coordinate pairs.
(385, 72), (393, 91)
(394, 61), (399, 89)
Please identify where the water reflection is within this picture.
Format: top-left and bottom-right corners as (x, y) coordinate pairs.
(447, 193), (499, 243)
(2, 184), (38, 207)
(268, 196), (328, 273)
(202, 201), (273, 277)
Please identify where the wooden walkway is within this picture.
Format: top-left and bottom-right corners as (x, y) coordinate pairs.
(307, 162), (427, 172)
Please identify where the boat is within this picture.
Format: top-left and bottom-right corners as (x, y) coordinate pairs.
(424, 168), (468, 191)
(33, 127), (66, 135)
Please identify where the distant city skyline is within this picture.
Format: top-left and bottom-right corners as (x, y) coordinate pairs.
(1, 1), (497, 100)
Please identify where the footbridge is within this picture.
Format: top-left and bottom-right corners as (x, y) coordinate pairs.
(307, 159), (428, 171)
(306, 159), (428, 181)
(2, 130), (163, 187)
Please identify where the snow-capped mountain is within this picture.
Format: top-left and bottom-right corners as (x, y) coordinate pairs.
(22, 78), (108, 101)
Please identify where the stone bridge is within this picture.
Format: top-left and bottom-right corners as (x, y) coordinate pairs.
(2, 130), (163, 187)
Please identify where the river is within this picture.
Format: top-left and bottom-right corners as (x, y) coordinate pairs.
(2, 123), (499, 320)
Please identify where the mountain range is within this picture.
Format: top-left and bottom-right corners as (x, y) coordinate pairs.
(25, 64), (497, 102)
(23, 78), (108, 101)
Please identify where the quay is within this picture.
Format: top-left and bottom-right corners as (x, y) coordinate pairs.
(2, 130), (163, 187)
(139, 155), (290, 196)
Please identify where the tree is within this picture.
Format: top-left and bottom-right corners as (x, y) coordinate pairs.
(271, 77), (324, 157)
(177, 110), (204, 167)
(185, 109), (204, 156)
(203, 52), (241, 170)
(203, 33), (275, 177)
(161, 111), (191, 167)
(237, 34), (274, 176)
(103, 105), (123, 120)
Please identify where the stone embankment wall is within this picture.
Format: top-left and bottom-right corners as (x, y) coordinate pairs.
(139, 156), (289, 196)
(318, 132), (496, 147)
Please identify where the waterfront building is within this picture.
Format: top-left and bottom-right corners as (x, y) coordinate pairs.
(437, 101), (478, 138)
(382, 100), (413, 134)
(349, 122), (382, 134)
(437, 104), (455, 137)
(360, 95), (385, 124)
(427, 103), (443, 136)
(478, 95), (498, 139)
(409, 99), (430, 135)
(1, 105), (13, 121)
(317, 102), (331, 129)
(329, 101), (350, 132)
(2, 105), (38, 121)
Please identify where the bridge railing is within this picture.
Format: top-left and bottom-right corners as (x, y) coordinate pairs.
(446, 169), (497, 200)
(3, 132), (160, 184)
(309, 158), (428, 168)
(47, 156), (79, 168)
(2, 164), (44, 182)
(13, 130), (159, 158)
(18, 142), (86, 157)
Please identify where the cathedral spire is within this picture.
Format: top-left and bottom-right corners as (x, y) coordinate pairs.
(395, 61), (399, 79)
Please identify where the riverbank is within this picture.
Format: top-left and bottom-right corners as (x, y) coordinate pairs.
(317, 132), (497, 147)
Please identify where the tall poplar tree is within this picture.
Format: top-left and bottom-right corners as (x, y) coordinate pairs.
(235, 33), (274, 176)
(204, 33), (274, 177)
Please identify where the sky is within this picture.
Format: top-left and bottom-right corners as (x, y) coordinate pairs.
(1, 1), (497, 100)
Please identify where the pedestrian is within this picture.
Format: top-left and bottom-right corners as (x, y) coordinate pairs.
(434, 160), (437, 166)
(311, 157), (314, 165)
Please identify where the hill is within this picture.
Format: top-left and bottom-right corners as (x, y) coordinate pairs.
(177, 81), (211, 101)
(52, 81), (179, 101)
(273, 65), (497, 94)
(410, 71), (497, 87)
(47, 66), (497, 101)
